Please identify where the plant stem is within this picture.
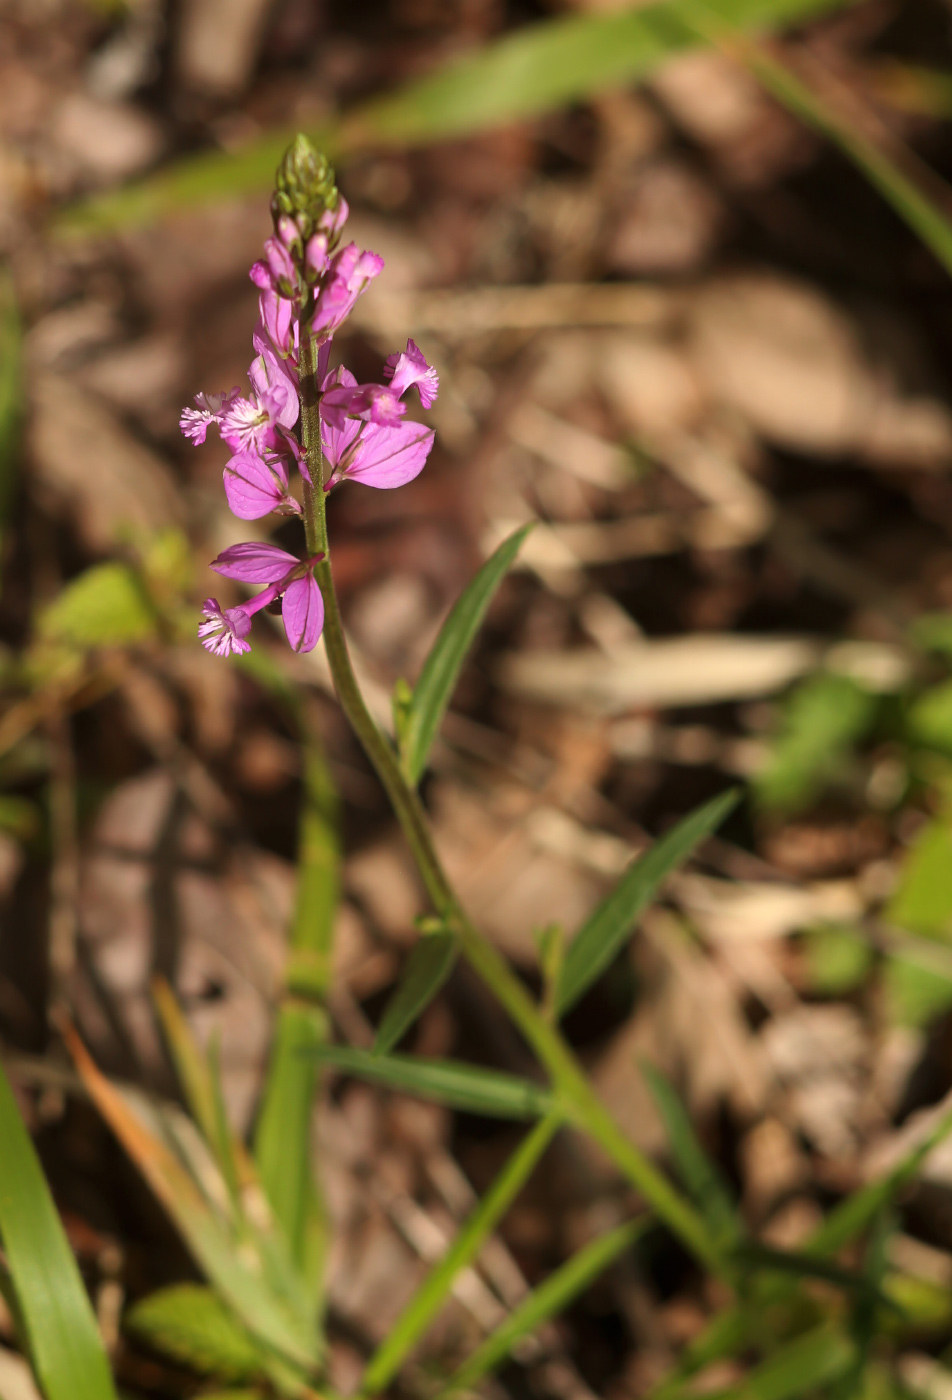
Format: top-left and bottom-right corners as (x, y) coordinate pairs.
(298, 335), (724, 1284)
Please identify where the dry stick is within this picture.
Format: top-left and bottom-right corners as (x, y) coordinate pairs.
(296, 334), (724, 1288)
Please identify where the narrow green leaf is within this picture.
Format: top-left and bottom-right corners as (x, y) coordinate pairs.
(374, 932), (458, 1056)
(363, 1113), (561, 1394)
(439, 1218), (647, 1397)
(152, 977), (219, 1150)
(641, 1062), (741, 1250)
(314, 1045), (554, 1120)
(0, 269), (21, 542)
(556, 789), (738, 1017)
(255, 737), (338, 1286)
(714, 1324), (854, 1400)
(400, 525), (533, 784)
(0, 1058), (119, 1400)
(125, 1285), (265, 1381)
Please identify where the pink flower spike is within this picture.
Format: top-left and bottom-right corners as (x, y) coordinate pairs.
(321, 382), (407, 429)
(198, 598), (252, 657)
(210, 541), (299, 583)
(282, 572), (324, 653)
(305, 233), (329, 277)
(311, 243), (384, 339)
(334, 420), (435, 491)
(383, 339), (439, 409)
(223, 450), (297, 520)
(248, 348), (299, 432)
(180, 387), (240, 445)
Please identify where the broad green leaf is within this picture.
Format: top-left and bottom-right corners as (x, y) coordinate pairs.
(0, 1058), (119, 1400)
(363, 1114), (561, 1394)
(883, 950), (952, 1027)
(887, 816), (952, 937)
(39, 563), (156, 649)
(716, 1324), (854, 1400)
(374, 931), (457, 1056)
(125, 1285), (265, 1381)
(399, 525), (533, 784)
(555, 789), (738, 1017)
(908, 679), (952, 755)
(803, 923), (873, 996)
(438, 1218), (647, 1397)
(0, 269), (21, 542)
(65, 1027), (319, 1373)
(641, 1062), (741, 1251)
(755, 673), (875, 813)
(315, 1045), (554, 1120)
(255, 737), (338, 1287)
(58, 0), (852, 235)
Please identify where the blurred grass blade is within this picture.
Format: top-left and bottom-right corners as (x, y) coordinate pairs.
(439, 1218), (647, 1397)
(63, 1024), (320, 1373)
(641, 1061), (741, 1250)
(153, 976), (219, 1149)
(374, 931), (457, 1056)
(0, 1058), (119, 1400)
(399, 524), (533, 784)
(363, 1113), (561, 1394)
(58, 0), (852, 236)
(0, 269), (21, 544)
(556, 789), (738, 1017)
(713, 1324), (854, 1399)
(688, 5), (952, 279)
(254, 736), (338, 1289)
(315, 1045), (554, 1120)
(125, 1285), (267, 1382)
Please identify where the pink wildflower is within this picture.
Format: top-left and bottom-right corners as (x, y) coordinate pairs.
(198, 599), (252, 658)
(384, 339), (440, 409)
(311, 243), (384, 340)
(180, 388), (240, 445)
(219, 348), (299, 453)
(205, 541), (325, 654)
(223, 450), (299, 520)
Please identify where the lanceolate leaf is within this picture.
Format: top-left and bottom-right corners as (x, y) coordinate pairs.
(315, 1045), (553, 1120)
(374, 931), (458, 1056)
(400, 525), (533, 784)
(125, 1285), (265, 1381)
(0, 1058), (119, 1400)
(555, 789), (738, 1017)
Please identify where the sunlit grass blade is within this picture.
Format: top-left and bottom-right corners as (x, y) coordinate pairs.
(63, 1024), (320, 1374)
(398, 524), (533, 784)
(641, 1062), (742, 1251)
(555, 789), (738, 1017)
(0, 269), (21, 545)
(708, 1323), (855, 1400)
(0, 1058), (119, 1400)
(153, 976), (219, 1151)
(374, 930), (457, 1056)
(315, 1045), (554, 1120)
(362, 1113), (561, 1394)
(56, 0), (853, 236)
(255, 736), (338, 1292)
(686, 4), (952, 279)
(436, 1218), (647, 1398)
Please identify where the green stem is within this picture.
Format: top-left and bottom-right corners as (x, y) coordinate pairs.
(298, 335), (724, 1285)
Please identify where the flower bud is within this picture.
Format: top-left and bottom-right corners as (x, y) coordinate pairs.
(271, 134), (340, 242)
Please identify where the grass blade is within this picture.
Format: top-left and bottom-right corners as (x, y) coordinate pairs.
(555, 789), (738, 1017)
(362, 1113), (561, 1394)
(315, 1046), (554, 1120)
(57, 0), (852, 236)
(641, 1062), (742, 1251)
(374, 931), (457, 1056)
(399, 525), (533, 784)
(0, 1058), (119, 1400)
(438, 1218), (647, 1397)
(124, 1284), (266, 1382)
(254, 736), (339, 1289)
(713, 1324), (855, 1399)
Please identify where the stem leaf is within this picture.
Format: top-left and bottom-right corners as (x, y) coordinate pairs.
(555, 789), (738, 1017)
(374, 931), (458, 1056)
(0, 1058), (119, 1400)
(315, 1045), (554, 1119)
(400, 524), (533, 784)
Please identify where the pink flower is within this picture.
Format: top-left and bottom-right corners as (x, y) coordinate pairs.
(219, 349), (299, 453)
(180, 388), (240, 445)
(329, 421), (434, 491)
(321, 381), (406, 429)
(203, 542), (325, 655)
(384, 339), (439, 409)
(223, 450), (299, 520)
(255, 287), (298, 363)
(311, 243), (384, 340)
(250, 236), (298, 297)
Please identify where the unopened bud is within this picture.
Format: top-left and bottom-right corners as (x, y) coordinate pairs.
(271, 134), (340, 241)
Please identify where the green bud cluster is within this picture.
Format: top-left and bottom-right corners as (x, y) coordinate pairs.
(271, 134), (340, 241)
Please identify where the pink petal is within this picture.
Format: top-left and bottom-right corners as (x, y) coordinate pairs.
(320, 367), (361, 469)
(210, 542), (299, 583)
(344, 421), (434, 490)
(383, 338), (439, 408)
(282, 573), (324, 653)
(223, 451), (290, 520)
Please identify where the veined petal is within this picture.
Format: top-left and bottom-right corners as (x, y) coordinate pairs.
(249, 349), (299, 431)
(383, 339), (439, 408)
(344, 421), (434, 490)
(210, 541), (299, 583)
(283, 573), (324, 653)
(223, 451), (291, 520)
(320, 366), (361, 468)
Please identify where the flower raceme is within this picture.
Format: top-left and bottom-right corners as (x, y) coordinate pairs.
(180, 140), (438, 658)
